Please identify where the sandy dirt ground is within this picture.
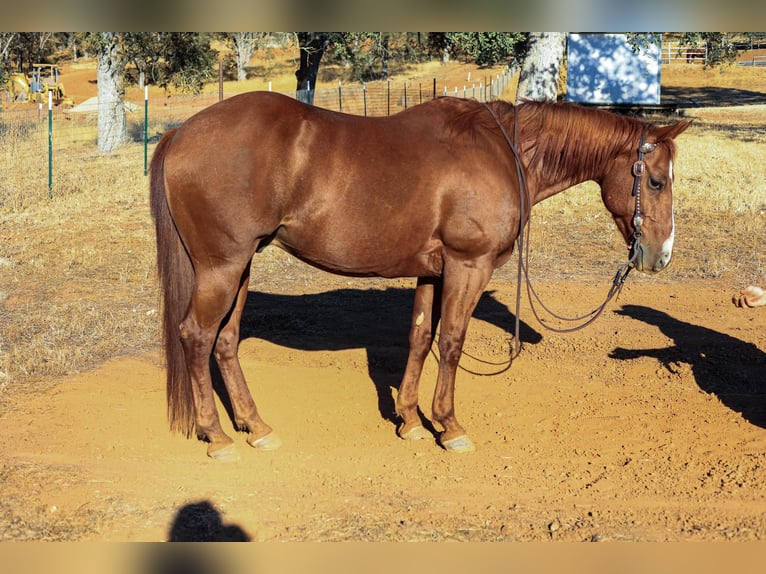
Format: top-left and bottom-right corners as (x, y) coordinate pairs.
(2, 268), (765, 542)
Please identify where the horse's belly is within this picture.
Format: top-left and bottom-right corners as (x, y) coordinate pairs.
(270, 231), (443, 279)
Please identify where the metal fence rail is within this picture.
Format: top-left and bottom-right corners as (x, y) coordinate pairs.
(660, 41), (708, 65)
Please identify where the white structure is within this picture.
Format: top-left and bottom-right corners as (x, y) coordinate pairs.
(567, 33), (661, 105)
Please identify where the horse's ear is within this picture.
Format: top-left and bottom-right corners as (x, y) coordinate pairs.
(655, 120), (692, 142)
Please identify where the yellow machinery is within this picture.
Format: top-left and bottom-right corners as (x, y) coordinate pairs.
(5, 64), (74, 106)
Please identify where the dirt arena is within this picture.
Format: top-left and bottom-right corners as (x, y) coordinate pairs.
(2, 262), (765, 541)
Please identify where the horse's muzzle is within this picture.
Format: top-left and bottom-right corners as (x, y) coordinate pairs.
(634, 245), (672, 273)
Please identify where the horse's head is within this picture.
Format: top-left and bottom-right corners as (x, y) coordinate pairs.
(600, 120), (691, 273)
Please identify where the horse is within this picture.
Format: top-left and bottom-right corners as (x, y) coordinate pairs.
(149, 91), (690, 460)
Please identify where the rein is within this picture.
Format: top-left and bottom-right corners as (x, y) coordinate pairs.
(482, 102), (654, 364)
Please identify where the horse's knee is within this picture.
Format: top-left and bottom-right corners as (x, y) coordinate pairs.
(409, 326), (434, 359)
(437, 334), (464, 366)
(214, 329), (239, 362)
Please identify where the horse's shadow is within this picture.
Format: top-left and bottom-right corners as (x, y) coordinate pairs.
(212, 287), (541, 430)
(609, 304), (766, 429)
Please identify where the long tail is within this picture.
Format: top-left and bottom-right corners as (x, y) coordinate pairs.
(149, 129), (196, 437)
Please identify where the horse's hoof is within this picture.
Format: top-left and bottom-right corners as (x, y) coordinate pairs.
(208, 443), (240, 462)
(441, 434), (476, 453)
(398, 424), (431, 441)
(247, 431), (282, 451)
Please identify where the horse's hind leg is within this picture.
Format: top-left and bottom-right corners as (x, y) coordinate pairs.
(180, 264), (248, 461)
(213, 261), (281, 451)
(396, 277), (442, 441)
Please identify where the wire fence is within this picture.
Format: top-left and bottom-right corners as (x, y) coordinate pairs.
(0, 68), (513, 209)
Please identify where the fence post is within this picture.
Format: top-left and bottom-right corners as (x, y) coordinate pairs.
(363, 83), (367, 116)
(338, 81), (342, 112)
(218, 60), (223, 102)
(143, 85), (149, 176)
(387, 80), (390, 116)
(404, 82), (407, 109)
(48, 91), (53, 199)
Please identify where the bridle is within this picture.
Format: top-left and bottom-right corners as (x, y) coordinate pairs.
(627, 130), (658, 267)
(481, 102), (657, 363)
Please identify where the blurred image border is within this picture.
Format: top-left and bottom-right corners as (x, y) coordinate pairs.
(1, 0), (764, 33)
(2, 541), (766, 574)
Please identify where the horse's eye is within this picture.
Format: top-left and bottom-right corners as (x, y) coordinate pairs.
(648, 176), (665, 191)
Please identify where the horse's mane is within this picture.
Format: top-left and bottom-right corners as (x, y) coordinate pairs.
(440, 97), (503, 140)
(439, 97), (679, 185)
(512, 100), (650, 184)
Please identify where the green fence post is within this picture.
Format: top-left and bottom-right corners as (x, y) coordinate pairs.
(48, 91), (52, 199)
(144, 86), (148, 176)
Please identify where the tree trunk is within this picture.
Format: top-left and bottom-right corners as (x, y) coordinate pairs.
(515, 33), (567, 103)
(233, 32), (259, 82)
(295, 32), (329, 104)
(380, 33), (390, 80)
(97, 32), (127, 153)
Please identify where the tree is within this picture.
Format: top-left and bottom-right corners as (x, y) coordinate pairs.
(120, 33), (217, 92)
(122, 33), (164, 88)
(331, 32), (397, 81)
(95, 32), (127, 154)
(626, 32), (746, 68)
(678, 32), (740, 67)
(222, 33), (263, 81)
(155, 33), (217, 93)
(515, 32), (566, 103)
(80, 33), (217, 153)
(0, 32), (16, 82)
(295, 32), (331, 103)
(443, 33), (525, 67)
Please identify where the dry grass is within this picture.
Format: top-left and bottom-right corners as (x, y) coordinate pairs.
(1, 60), (765, 413)
(0, 144), (158, 403)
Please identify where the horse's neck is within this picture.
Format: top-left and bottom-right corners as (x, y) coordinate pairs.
(518, 104), (632, 204)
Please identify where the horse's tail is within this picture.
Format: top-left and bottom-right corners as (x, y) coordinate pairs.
(149, 129), (196, 438)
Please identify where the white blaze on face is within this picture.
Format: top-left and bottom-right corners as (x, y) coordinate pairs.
(658, 160), (675, 268)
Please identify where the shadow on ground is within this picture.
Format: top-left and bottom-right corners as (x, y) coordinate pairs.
(218, 287), (541, 428)
(610, 304), (766, 429)
(662, 85), (766, 108)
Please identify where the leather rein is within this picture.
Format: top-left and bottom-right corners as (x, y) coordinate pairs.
(482, 102), (656, 362)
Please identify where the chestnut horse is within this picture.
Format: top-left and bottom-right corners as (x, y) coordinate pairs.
(150, 91), (690, 460)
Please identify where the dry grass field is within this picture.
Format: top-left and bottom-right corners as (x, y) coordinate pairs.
(0, 51), (765, 542)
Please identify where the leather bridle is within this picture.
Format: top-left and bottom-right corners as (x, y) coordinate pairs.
(481, 102), (658, 363)
(627, 129), (658, 267)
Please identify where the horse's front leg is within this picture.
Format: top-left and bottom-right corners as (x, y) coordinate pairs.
(396, 277), (443, 441)
(432, 260), (493, 453)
